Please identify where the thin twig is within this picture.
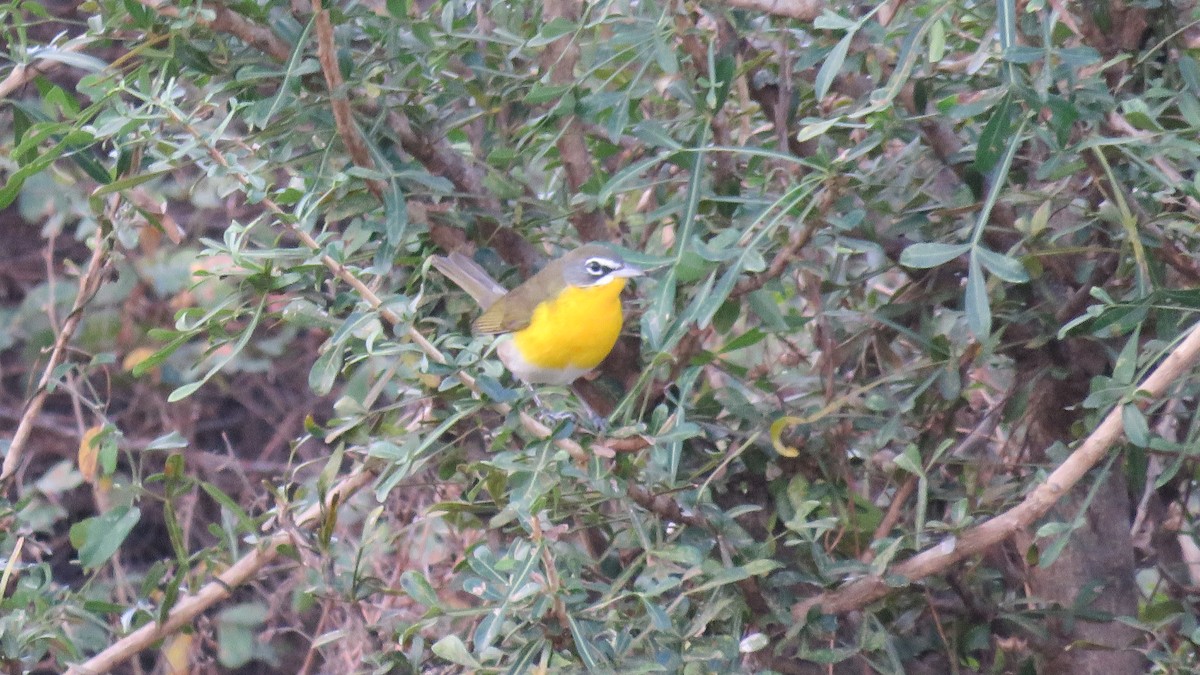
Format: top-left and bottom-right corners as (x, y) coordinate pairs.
(731, 221), (818, 297)
(1, 234), (110, 483)
(859, 476), (917, 564)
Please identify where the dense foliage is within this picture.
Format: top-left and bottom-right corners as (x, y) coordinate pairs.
(3, 0), (1200, 672)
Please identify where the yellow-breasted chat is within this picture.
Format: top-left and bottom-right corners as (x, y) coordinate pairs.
(431, 244), (642, 386)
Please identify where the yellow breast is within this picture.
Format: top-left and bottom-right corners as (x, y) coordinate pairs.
(509, 278), (628, 379)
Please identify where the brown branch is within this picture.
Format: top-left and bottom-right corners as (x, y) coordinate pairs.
(385, 109), (542, 269)
(540, 0), (611, 242)
(731, 220), (818, 297)
(0, 35), (93, 100)
(713, 0), (823, 20)
(627, 482), (711, 529)
(859, 475), (917, 564)
(794, 319), (1200, 617)
(64, 468), (376, 675)
(137, 0), (292, 61)
(740, 42), (814, 159)
(312, 1), (387, 201)
(1, 233), (110, 484)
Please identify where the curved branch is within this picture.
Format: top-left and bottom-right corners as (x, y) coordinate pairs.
(794, 319), (1200, 617)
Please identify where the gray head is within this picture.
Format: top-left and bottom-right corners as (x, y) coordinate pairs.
(560, 243), (643, 287)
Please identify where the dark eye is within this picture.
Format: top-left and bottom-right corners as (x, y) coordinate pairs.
(585, 260), (609, 276)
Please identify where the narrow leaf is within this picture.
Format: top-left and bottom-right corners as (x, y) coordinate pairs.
(975, 247), (1029, 283)
(899, 242), (970, 269)
(965, 254), (991, 338)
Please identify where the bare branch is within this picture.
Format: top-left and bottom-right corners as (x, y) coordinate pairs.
(64, 468), (376, 675)
(312, 1), (388, 200)
(1, 234), (110, 483)
(794, 319), (1200, 617)
(712, 0), (823, 20)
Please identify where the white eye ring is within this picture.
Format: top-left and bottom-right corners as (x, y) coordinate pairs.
(585, 259), (610, 276)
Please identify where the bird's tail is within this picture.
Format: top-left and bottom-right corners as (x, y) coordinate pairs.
(430, 252), (507, 310)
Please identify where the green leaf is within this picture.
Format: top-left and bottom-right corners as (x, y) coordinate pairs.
(216, 603), (268, 668)
(1112, 328), (1140, 385)
(400, 571), (440, 608)
(169, 296), (267, 402)
(0, 128), (74, 208)
(975, 247), (1029, 283)
(200, 482), (259, 534)
(813, 10), (856, 30)
(893, 445), (924, 477)
(928, 19), (945, 63)
(524, 83), (572, 105)
(899, 242), (970, 269)
(33, 47), (109, 73)
(386, 0), (407, 17)
(1180, 55), (1200, 95)
(167, 381), (204, 402)
(475, 374), (519, 403)
(308, 344), (344, 396)
(145, 431), (189, 451)
(88, 169), (172, 213)
(432, 636), (482, 668)
(689, 560), (782, 594)
(528, 16), (576, 46)
(720, 328), (766, 353)
(796, 117), (840, 142)
(1027, 201), (1051, 236)
(1123, 404), (1150, 448)
(72, 506), (142, 569)
(815, 31), (854, 101)
(965, 254), (991, 338)
(566, 613), (606, 670)
(976, 94), (1014, 173)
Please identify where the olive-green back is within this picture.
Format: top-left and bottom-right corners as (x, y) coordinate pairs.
(472, 256), (567, 334)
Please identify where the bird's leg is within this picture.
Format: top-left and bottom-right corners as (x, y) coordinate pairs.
(525, 383), (547, 409)
(573, 393), (607, 432)
(525, 384), (575, 427)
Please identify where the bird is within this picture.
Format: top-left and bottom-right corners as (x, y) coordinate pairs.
(431, 243), (642, 386)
